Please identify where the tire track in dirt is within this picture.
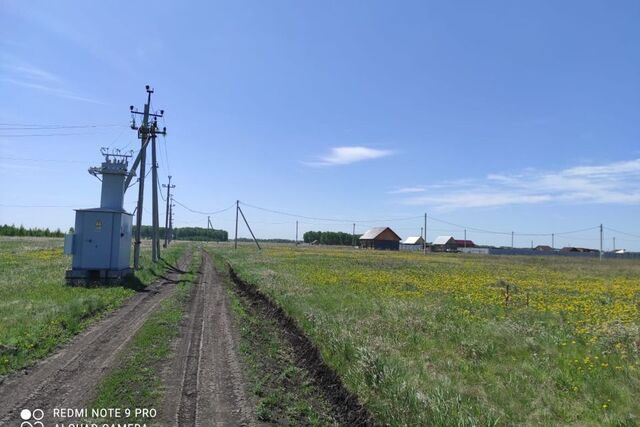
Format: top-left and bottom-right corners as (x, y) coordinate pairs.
(159, 250), (255, 426)
(0, 249), (192, 427)
(227, 265), (376, 426)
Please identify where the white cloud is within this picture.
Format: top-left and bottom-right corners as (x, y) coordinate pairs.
(389, 187), (426, 194)
(0, 55), (102, 104)
(398, 158), (640, 210)
(305, 146), (393, 166)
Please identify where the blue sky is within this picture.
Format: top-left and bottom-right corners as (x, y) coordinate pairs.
(1, 1), (639, 250)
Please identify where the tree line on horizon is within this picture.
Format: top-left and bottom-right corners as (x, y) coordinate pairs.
(134, 225), (228, 242)
(0, 224), (64, 237)
(0, 224), (228, 242)
(303, 230), (360, 246)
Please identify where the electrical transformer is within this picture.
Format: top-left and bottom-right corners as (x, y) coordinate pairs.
(65, 151), (134, 284)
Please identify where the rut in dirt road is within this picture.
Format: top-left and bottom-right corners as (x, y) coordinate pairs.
(0, 250), (193, 427)
(159, 250), (255, 427)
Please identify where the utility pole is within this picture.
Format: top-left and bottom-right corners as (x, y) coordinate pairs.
(162, 176), (174, 248)
(613, 237), (616, 252)
(464, 229), (467, 248)
(531, 240), (533, 249)
(234, 200), (239, 249)
(150, 118), (166, 262)
(424, 213), (427, 254)
(511, 231), (514, 248)
(237, 205), (261, 250)
(600, 223), (603, 260)
(169, 197), (174, 243)
(130, 85), (164, 268)
(552, 233), (555, 250)
(295, 220), (299, 245)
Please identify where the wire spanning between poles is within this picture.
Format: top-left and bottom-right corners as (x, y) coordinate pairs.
(603, 226), (640, 239)
(239, 201), (605, 238)
(172, 199), (236, 216)
(239, 201), (422, 223)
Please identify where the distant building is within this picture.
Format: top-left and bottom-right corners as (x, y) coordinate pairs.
(400, 236), (425, 251)
(432, 236), (457, 252)
(454, 239), (475, 248)
(432, 236), (475, 252)
(359, 227), (401, 250)
(561, 247), (598, 253)
(534, 245), (553, 252)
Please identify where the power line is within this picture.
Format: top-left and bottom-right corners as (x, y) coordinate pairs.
(604, 226), (640, 239)
(0, 204), (76, 208)
(239, 201), (422, 223)
(172, 199), (236, 215)
(0, 124), (126, 130)
(0, 131), (117, 138)
(0, 156), (87, 163)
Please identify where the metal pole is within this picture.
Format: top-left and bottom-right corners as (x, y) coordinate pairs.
(600, 223), (603, 260)
(238, 206), (261, 250)
(169, 197), (174, 243)
(234, 200), (239, 249)
(151, 131), (160, 262)
(552, 233), (554, 250)
(424, 213), (427, 254)
(511, 231), (514, 248)
(295, 220), (298, 245)
(163, 175), (172, 248)
(133, 89), (152, 269)
(613, 237), (616, 251)
(464, 229), (467, 248)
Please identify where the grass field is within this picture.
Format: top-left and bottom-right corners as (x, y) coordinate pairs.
(211, 244), (640, 426)
(0, 237), (187, 376)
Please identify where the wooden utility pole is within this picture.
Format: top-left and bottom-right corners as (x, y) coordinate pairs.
(238, 205), (261, 250)
(129, 86), (165, 267)
(600, 223), (603, 260)
(162, 176), (174, 248)
(131, 88), (151, 269)
(295, 220), (299, 245)
(234, 200), (239, 249)
(511, 231), (514, 248)
(151, 127), (159, 261)
(168, 197), (174, 243)
(424, 213), (427, 254)
(552, 233), (555, 250)
(464, 229), (467, 248)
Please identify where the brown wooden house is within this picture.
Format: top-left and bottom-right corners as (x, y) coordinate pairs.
(359, 227), (401, 250)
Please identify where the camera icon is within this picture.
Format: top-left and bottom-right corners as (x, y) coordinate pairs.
(20, 408), (44, 427)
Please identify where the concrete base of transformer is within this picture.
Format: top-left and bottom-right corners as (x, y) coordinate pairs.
(65, 267), (133, 285)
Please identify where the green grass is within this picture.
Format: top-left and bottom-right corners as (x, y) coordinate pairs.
(212, 252), (338, 426)
(88, 248), (199, 424)
(209, 244), (640, 426)
(0, 236), (187, 376)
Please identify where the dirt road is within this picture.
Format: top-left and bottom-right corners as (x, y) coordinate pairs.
(158, 251), (255, 426)
(0, 250), (192, 426)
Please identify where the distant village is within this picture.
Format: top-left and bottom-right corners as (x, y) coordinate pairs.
(337, 226), (636, 258)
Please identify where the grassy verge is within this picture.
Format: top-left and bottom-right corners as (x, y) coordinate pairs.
(211, 253), (338, 426)
(208, 244), (640, 426)
(87, 248), (200, 425)
(0, 237), (187, 376)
